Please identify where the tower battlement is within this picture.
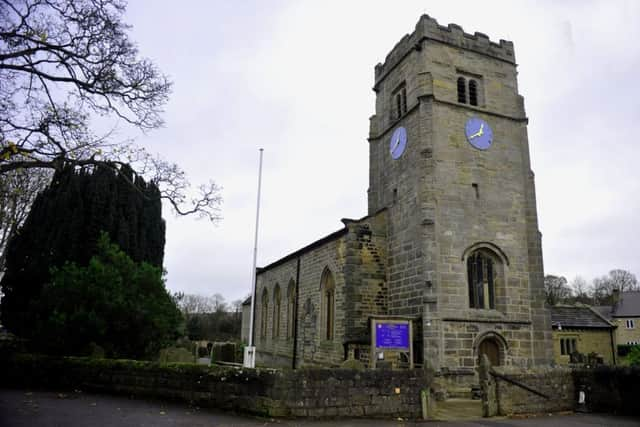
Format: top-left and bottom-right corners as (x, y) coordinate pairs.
(374, 15), (515, 87)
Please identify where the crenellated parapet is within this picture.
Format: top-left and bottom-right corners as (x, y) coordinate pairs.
(374, 14), (515, 89)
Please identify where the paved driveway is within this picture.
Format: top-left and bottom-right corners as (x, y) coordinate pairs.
(0, 389), (638, 426)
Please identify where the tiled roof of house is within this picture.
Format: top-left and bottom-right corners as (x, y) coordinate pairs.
(550, 305), (615, 329)
(593, 305), (613, 320)
(611, 291), (640, 317)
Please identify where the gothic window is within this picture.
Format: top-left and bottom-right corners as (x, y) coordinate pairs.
(392, 83), (408, 120)
(320, 268), (336, 340)
(287, 280), (296, 339)
(469, 79), (479, 106)
(467, 250), (496, 309)
(457, 77), (466, 103)
(457, 74), (483, 106)
(260, 288), (269, 338)
(273, 284), (281, 339)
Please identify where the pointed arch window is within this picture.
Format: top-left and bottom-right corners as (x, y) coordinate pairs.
(273, 284), (281, 339)
(320, 268), (336, 341)
(469, 79), (478, 106)
(260, 288), (269, 338)
(286, 280), (296, 339)
(467, 250), (496, 309)
(457, 77), (467, 103)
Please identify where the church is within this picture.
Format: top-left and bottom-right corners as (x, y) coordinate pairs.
(250, 15), (553, 380)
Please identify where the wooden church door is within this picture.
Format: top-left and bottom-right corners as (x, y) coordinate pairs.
(478, 338), (500, 366)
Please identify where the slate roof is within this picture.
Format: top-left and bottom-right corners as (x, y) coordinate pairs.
(593, 305), (613, 320)
(550, 305), (615, 329)
(611, 291), (640, 317)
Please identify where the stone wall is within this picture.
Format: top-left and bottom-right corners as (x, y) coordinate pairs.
(254, 211), (388, 369)
(573, 366), (640, 416)
(367, 14), (552, 371)
(0, 354), (431, 419)
(483, 366), (574, 416)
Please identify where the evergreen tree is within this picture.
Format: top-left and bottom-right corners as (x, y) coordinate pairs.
(33, 233), (181, 359)
(0, 165), (166, 340)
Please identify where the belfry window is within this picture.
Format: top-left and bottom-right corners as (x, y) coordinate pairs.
(392, 84), (408, 120)
(261, 288), (269, 338)
(469, 79), (478, 106)
(467, 250), (496, 309)
(273, 284), (281, 339)
(457, 77), (467, 103)
(457, 74), (483, 106)
(320, 268), (336, 340)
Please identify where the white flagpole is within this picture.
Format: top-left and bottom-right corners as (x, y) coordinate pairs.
(244, 148), (263, 368)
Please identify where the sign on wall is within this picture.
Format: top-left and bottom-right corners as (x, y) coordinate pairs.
(375, 323), (410, 350)
(370, 317), (413, 369)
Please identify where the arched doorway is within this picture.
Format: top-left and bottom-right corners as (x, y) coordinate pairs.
(478, 338), (500, 366)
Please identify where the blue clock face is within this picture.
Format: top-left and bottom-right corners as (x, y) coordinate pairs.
(389, 127), (407, 160)
(465, 117), (493, 150)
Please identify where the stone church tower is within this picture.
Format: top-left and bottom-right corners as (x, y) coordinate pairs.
(250, 15), (552, 376)
(367, 15), (552, 372)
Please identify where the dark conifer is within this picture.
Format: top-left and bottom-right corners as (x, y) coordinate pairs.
(0, 165), (166, 338)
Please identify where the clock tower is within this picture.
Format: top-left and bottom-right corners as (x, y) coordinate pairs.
(368, 15), (552, 374)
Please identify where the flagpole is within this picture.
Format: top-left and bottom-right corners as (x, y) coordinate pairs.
(244, 148), (263, 368)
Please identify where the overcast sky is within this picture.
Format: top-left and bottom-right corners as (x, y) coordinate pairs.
(119, 0), (640, 302)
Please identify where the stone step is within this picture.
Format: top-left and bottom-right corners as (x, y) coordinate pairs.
(447, 386), (473, 399)
(432, 398), (483, 421)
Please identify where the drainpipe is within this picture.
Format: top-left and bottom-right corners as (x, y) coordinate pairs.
(610, 327), (617, 365)
(292, 257), (301, 369)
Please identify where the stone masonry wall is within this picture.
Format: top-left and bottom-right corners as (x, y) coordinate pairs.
(368, 15), (552, 371)
(573, 366), (640, 416)
(490, 366), (574, 416)
(255, 211), (388, 368)
(343, 211), (389, 343)
(0, 354), (432, 419)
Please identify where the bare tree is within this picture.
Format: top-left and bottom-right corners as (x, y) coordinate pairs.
(0, 165), (50, 270)
(591, 269), (638, 305)
(569, 276), (591, 304)
(211, 293), (228, 313)
(544, 274), (572, 306)
(176, 294), (213, 316)
(0, 0), (221, 222)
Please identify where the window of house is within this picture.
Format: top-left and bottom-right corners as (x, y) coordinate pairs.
(261, 288), (269, 338)
(626, 319), (635, 329)
(627, 341), (639, 345)
(320, 268), (336, 340)
(391, 83), (408, 120)
(467, 250), (496, 309)
(287, 280), (295, 339)
(273, 284), (281, 339)
(560, 338), (577, 355)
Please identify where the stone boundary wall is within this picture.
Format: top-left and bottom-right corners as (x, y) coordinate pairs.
(485, 366), (574, 416)
(573, 366), (640, 416)
(0, 354), (430, 418)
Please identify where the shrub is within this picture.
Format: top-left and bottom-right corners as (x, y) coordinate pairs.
(31, 233), (182, 359)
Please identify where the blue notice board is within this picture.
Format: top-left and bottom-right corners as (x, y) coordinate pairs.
(376, 323), (409, 350)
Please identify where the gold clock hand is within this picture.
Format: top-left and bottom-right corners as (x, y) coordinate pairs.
(478, 123), (484, 136)
(391, 136), (401, 153)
